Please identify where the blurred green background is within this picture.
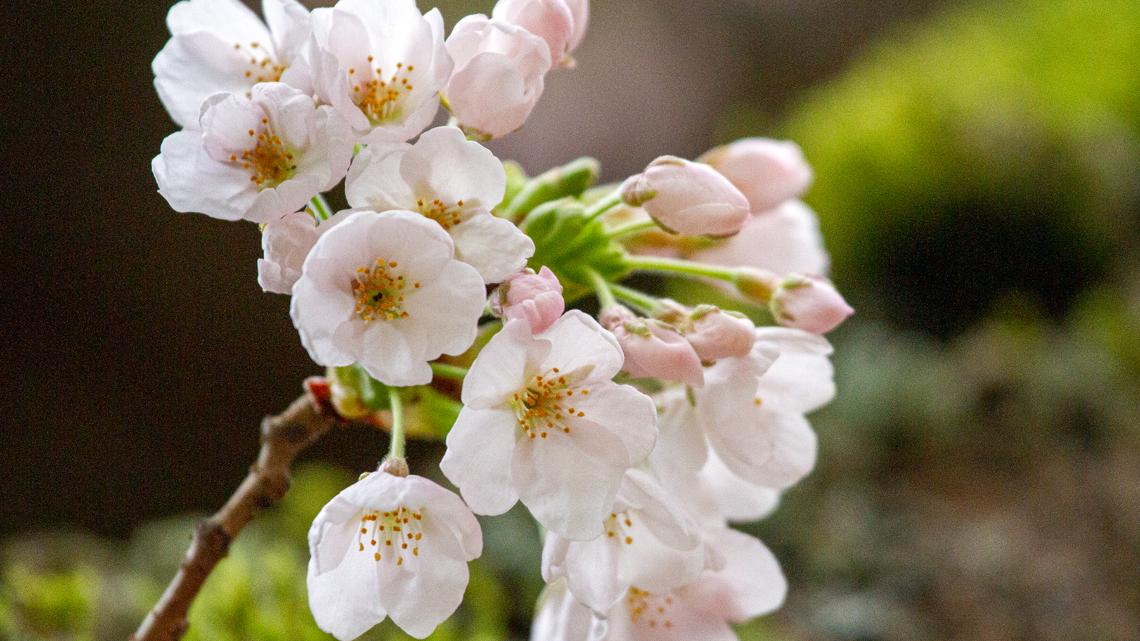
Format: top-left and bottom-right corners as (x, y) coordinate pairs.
(2, 0), (1138, 640)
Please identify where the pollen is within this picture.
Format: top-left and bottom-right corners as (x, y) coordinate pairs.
(351, 60), (416, 125)
(352, 258), (410, 322)
(415, 197), (467, 230)
(233, 41), (287, 84)
(627, 587), (674, 630)
(356, 506), (427, 565)
(604, 511), (636, 546)
(509, 370), (590, 440)
(233, 119), (297, 189)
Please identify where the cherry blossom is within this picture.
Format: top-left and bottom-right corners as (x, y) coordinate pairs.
(440, 312), (658, 540)
(699, 138), (813, 214)
(621, 157), (750, 237)
(532, 528), (786, 641)
(599, 305), (705, 387)
(491, 267), (566, 333)
(345, 126), (533, 282)
(688, 199), (830, 276)
(153, 0), (312, 129)
(290, 210), (485, 387)
(307, 470), (482, 640)
(258, 209), (321, 294)
(309, 0), (452, 144)
(444, 15), (552, 140)
(541, 470), (708, 613)
(770, 275), (855, 334)
(153, 82), (355, 223)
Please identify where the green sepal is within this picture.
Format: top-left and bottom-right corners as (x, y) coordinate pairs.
(496, 160), (530, 217)
(523, 200), (631, 301)
(329, 364), (390, 417)
(500, 157), (600, 220)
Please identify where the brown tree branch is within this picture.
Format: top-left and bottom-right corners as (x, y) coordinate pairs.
(130, 377), (345, 641)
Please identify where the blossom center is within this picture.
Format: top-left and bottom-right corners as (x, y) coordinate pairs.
(230, 117), (297, 189)
(415, 197), (467, 230)
(509, 368), (591, 440)
(233, 41), (287, 85)
(349, 59), (415, 125)
(352, 259), (420, 322)
(604, 510), (636, 546)
(357, 506), (425, 566)
(626, 587), (675, 630)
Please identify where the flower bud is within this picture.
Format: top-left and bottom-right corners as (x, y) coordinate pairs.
(770, 275), (854, 334)
(445, 15), (553, 140)
(491, 267), (565, 333)
(621, 156), (750, 237)
(699, 138), (813, 213)
(492, 0), (577, 66)
(600, 305), (705, 387)
(685, 307), (756, 361)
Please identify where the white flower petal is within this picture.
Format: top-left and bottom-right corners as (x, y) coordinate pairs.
(461, 320), (542, 409)
(699, 451), (781, 523)
(450, 211), (535, 283)
(441, 407), (520, 515)
(539, 310), (624, 381)
(344, 142), (417, 210)
(754, 328), (835, 413)
(705, 404), (817, 490)
(153, 130), (257, 220)
(307, 552), (387, 641)
(513, 433), (622, 540)
(377, 538), (469, 639)
(569, 382), (657, 466)
(400, 126), (506, 209)
(402, 260), (484, 357)
(681, 528), (786, 621)
(564, 535), (622, 613)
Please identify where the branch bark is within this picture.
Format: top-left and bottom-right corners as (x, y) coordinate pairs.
(130, 378), (344, 641)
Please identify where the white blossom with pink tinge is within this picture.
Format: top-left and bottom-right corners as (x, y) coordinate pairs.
(289, 211), (485, 387)
(440, 312), (658, 540)
(622, 157), (750, 237)
(532, 528), (786, 641)
(491, 267), (566, 333)
(345, 126), (533, 283)
(307, 471), (482, 640)
(444, 15), (553, 140)
(258, 210), (321, 294)
(153, 82), (355, 223)
(309, 0), (452, 144)
(699, 138), (813, 214)
(492, 0), (582, 67)
(688, 199), (830, 277)
(541, 470), (709, 614)
(600, 306), (705, 388)
(153, 0), (313, 129)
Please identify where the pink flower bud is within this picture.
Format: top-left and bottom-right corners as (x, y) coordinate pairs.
(699, 138), (813, 213)
(492, 267), (565, 333)
(770, 275), (854, 334)
(257, 210), (320, 295)
(685, 307), (756, 361)
(492, 0), (577, 66)
(445, 15), (553, 140)
(621, 156), (750, 237)
(600, 306), (705, 387)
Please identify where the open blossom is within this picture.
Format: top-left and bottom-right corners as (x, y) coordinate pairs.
(492, 0), (581, 67)
(541, 470), (708, 613)
(622, 157), (750, 237)
(290, 211), (484, 386)
(770, 275), (854, 334)
(153, 0), (312, 129)
(440, 312), (658, 540)
(345, 126), (533, 282)
(600, 306), (704, 388)
(258, 210), (320, 294)
(153, 82), (354, 223)
(491, 267), (566, 333)
(533, 528), (786, 641)
(444, 15), (552, 140)
(307, 470), (482, 640)
(309, 0), (452, 144)
(699, 138), (813, 214)
(689, 199), (830, 276)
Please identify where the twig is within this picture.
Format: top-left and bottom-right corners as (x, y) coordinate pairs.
(130, 377), (345, 641)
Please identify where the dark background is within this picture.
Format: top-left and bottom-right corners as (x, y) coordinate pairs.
(0, 0), (947, 538)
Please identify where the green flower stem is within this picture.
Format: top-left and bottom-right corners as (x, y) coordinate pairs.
(430, 362), (469, 381)
(501, 157), (600, 220)
(610, 283), (663, 314)
(585, 268), (617, 309)
(388, 388), (406, 460)
(583, 190), (623, 221)
(308, 194), (333, 221)
(624, 255), (738, 282)
(606, 219), (658, 239)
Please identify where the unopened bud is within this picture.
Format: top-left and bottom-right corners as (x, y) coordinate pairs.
(600, 305), (704, 387)
(621, 156), (749, 237)
(491, 266), (565, 333)
(770, 275), (853, 334)
(686, 307), (756, 361)
(699, 138), (813, 213)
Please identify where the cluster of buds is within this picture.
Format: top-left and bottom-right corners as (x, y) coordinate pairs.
(149, 1), (854, 640)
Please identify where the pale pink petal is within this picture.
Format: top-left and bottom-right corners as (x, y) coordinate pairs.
(513, 433), (622, 540)
(440, 407), (520, 515)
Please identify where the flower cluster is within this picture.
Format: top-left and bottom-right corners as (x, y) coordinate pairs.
(151, 0), (852, 639)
